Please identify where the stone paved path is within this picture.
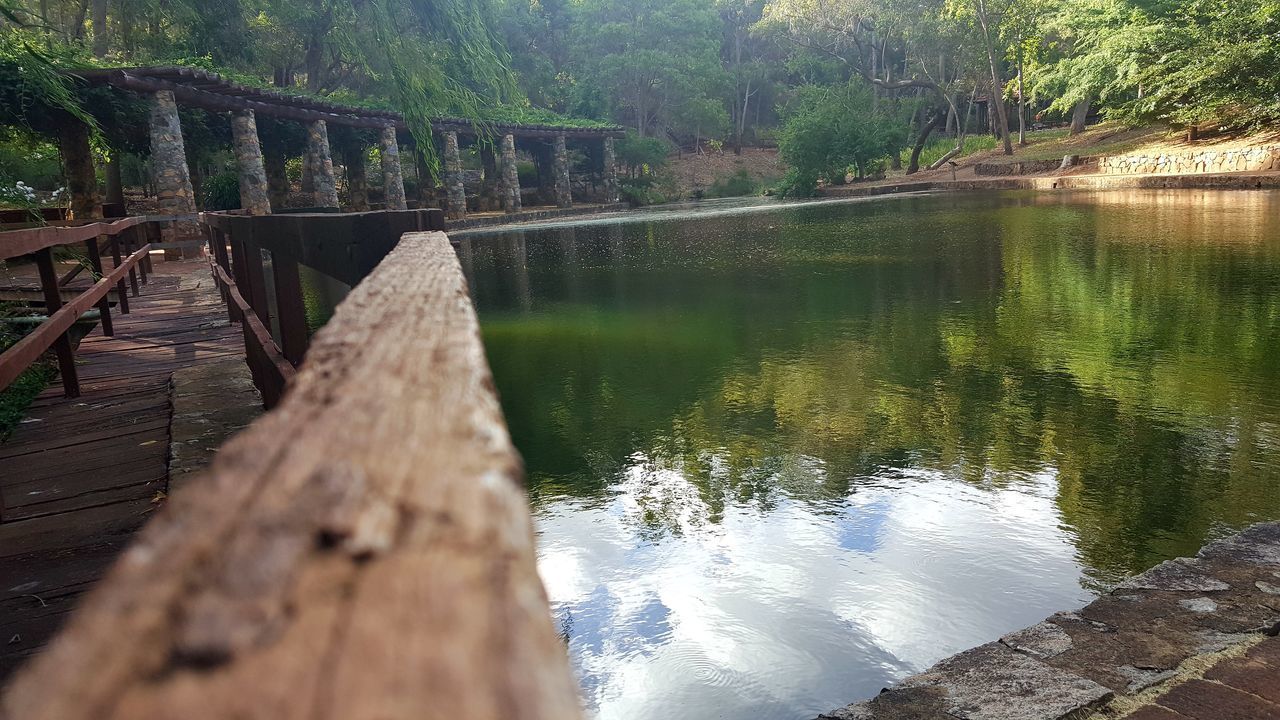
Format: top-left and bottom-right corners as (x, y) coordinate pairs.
(1124, 636), (1280, 720)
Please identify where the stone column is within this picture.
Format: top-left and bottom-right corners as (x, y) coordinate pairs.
(443, 131), (467, 220)
(500, 133), (521, 214)
(148, 90), (197, 218)
(230, 110), (271, 215)
(553, 134), (572, 208)
(602, 136), (619, 203)
(379, 125), (408, 211)
(306, 119), (340, 208)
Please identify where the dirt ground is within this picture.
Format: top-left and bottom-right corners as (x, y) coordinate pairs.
(664, 147), (786, 196)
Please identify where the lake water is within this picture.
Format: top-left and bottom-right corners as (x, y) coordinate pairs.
(457, 190), (1280, 720)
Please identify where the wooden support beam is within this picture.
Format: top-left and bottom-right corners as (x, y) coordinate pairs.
(1, 231), (581, 720)
(33, 248), (80, 398)
(108, 235), (130, 314)
(270, 252), (308, 366)
(84, 237), (114, 337)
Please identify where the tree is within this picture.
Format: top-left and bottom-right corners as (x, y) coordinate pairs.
(572, 0), (726, 138)
(776, 81), (909, 194)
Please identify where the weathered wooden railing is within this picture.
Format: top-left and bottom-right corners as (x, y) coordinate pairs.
(1, 220), (582, 720)
(201, 208), (446, 408)
(0, 215), (189, 398)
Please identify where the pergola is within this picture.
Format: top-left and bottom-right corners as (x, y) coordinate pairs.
(74, 66), (624, 221)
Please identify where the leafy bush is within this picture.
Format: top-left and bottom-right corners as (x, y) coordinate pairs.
(703, 169), (758, 198)
(202, 171), (241, 211)
(615, 131), (671, 177)
(0, 132), (63, 191)
(618, 170), (681, 206)
(776, 82), (910, 196)
(0, 309), (55, 440)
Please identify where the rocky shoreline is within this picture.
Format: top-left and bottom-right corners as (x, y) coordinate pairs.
(818, 522), (1280, 720)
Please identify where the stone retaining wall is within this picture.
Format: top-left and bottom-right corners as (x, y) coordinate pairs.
(1099, 146), (1280, 175)
(818, 522), (1280, 720)
(974, 158), (1075, 176)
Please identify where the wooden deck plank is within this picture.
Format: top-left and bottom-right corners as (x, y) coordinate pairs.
(0, 259), (243, 684)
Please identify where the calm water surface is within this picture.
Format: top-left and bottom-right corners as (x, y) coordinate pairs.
(455, 191), (1280, 720)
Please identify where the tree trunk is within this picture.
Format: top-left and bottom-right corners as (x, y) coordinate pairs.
(1070, 96), (1093, 135)
(907, 110), (945, 175)
(1017, 51), (1027, 145)
(56, 120), (100, 219)
(91, 0), (107, 57)
(975, 0), (1013, 155)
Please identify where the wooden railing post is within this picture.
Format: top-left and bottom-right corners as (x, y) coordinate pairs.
(270, 250), (309, 366)
(240, 236), (271, 326)
(126, 225), (148, 285)
(107, 234), (131, 314)
(122, 229), (140, 297)
(33, 248), (80, 398)
(84, 236), (114, 337)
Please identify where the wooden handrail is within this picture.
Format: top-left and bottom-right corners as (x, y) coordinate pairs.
(0, 243), (150, 395)
(0, 231), (582, 720)
(208, 260), (296, 408)
(0, 214), (195, 261)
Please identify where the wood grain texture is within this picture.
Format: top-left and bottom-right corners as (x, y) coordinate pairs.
(0, 232), (583, 720)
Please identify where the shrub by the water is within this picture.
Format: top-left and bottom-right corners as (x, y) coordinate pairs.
(776, 82), (910, 196)
(703, 169), (758, 198)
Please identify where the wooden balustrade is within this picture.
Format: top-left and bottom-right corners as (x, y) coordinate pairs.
(1, 228), (581, 720)
(200, 208), (445, 408)
(0, 215), (189, 399)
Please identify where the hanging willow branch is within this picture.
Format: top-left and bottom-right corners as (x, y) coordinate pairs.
(362, 0), (519, 176)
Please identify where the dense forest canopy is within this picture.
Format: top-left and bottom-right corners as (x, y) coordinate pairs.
(0, 0), (1277, 197)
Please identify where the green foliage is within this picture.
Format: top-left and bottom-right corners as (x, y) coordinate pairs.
(916, 133), (998, 169)
(0, 129), (61, 191)
(1033, 0), (1280, 129)
(201, 170), (241, 211)
(571, 0), (727, 138)
(0, 306), (54, 440)
(516, 159), (538, 187)
(703, 169), (758, 198)
(776, 83), (910, 196)
(614, 132), (670, 177)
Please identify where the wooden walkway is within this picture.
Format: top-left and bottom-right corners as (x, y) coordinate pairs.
(0, 259), (240, 681)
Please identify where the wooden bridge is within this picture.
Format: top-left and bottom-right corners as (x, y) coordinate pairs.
(0, 210), (581, 719)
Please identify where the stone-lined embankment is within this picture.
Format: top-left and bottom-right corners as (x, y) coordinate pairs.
(818, 522), (1280, 720)
(824, 171), (1280, 199)
(1098, 146), (1280, 175)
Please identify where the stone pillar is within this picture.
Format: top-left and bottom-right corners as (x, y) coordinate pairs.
(306, 119), (339, 208)
(553, 134), (572, 208)
(148, 90), (197, 218)
(230, 110), (271, 215)
(379, 125), (408, 211)
(500, 133), (521, 214)
(443, 131), (466, 220)
(602, 136), (619, 203)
